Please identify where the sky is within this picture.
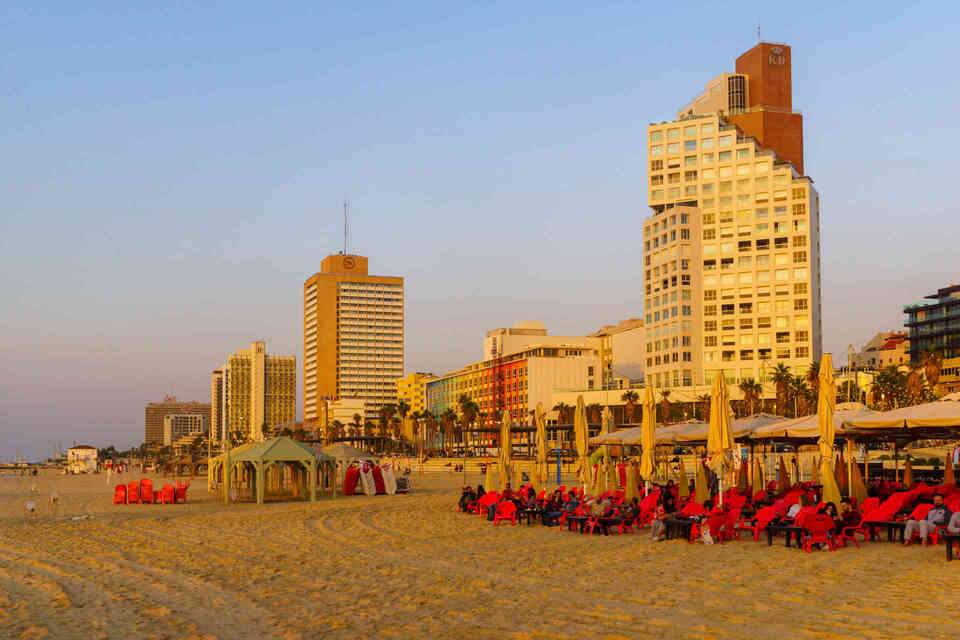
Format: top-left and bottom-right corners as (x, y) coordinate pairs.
(2, 1), (958, 460)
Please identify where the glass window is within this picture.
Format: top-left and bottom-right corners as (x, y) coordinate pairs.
(683, 125), (697, 137)
(651, 189), (663, 199)
(650, 145), (663, 156)
(701, 123), (715, 135)
(684, 140), (697, 151)
(757, 270), (770, 282)
(794, 268), (808, 280)
(719, 136), (732, 148)
(739, 256), (752, 267)
(719, 151), (732, 162)
(684, 185), (697, 196)
(755, 177), (769, 188)
(736, 148), (751, 160)
(702, 168), (716, 180)
(702, 153), (714, 165)
(701, 138), (715, 150)
(775, 253), (789, 265)
(755, 208), (769, 219)
(775, 269), (789, 281)
(650, 131), (663, 143)
(685, 155), (698, 167)
(702, 197), (715, 208)
(737, 165), (751, 176)
(755, 163), (768, 174)
(667, 143), (680, 153)
(668, 128), (680, 140)
(756, 223), (769, 233)
(794, 220), (807, 231)
(719, 166), (733, 178)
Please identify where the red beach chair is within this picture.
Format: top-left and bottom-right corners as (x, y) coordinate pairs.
(802, 513), (836, 552)
(126, 481), (140, 504)
(493, 501), (517, 525)
(113, 484), (127, 505)
(161, 484), (175, 504)
(838, 513), (867, 548)
(140, 479), (154, 504)
(737, 506), (775, 542)
(475, 492), (499, 516)
(175, 484), (187, 504)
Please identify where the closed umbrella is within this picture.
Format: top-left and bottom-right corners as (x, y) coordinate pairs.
(574, 396), (591, 494)
(485, 461), (497, 492)
(835, 452), (849, 496)
(499, 410), (512, 490)
(677, 455), (690, 500)
(639, 387), (657, 482)
(903, 456), (914, 488)
(625, 461), (639, 501)
(607, 455), (619, 491)
(777, 456), (790, 493)
(752, 457), (765, 496)
(707, 374), (735, 504)
(694, 457), (709, 505)
(848, 440), (868, 507)
(817, 353), (843, 506)
(535, 402), (548, 491)
(736, 460), (749, 493)
(945, 453), (956, 487)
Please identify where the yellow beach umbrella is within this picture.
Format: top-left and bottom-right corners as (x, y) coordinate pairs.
(535, 402), (548, 491)
(707, 374), (734, 503)
(752, 457), (765, 495)
(639, 387), (657, 481)
(574, 395), (591, 494)
(485, 461), (497, 492)
(817, 353), (843, 506)
(945, 453), (956, 487)
(694, 457), (708, 505)
(499, 410), (513, 490)
(625, 462), (639, 501)
(677, 455), (690, 500)
(607, 456), (619, 491)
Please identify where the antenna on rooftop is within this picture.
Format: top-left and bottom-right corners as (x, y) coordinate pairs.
(344, 200), (349, 255)
(757, 22), (761, 43)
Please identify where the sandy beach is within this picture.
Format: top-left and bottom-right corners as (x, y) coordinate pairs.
(1, 470), (956, 639)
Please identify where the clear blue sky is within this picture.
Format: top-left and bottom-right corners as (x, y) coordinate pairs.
(2, 2), (958, 459)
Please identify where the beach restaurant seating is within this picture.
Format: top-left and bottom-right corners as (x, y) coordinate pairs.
(175, 484), (187, 504)
(140, 479), (154, 504)
(113, 484), (127, 505)
(838, 513), (867, 548)
(161, 484), (176, 504)
(802, 513), (837, 552)
(738, 506), (776, 541)
(493, 501), (517, 525)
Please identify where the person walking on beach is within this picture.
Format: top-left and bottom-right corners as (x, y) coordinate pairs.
(904, 494), (951, 546)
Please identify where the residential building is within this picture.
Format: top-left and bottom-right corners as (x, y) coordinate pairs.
(644, 41), (822, 390)
(587, 318), (646, 385)
(938, 357), (960, 393)
(303, 254), (404, 425)
(220, 341), (297, 441)
(851, 331), (910, 370)
(210, 367), (224, 441)
(425, 344), (602, 424)
(396, 372), (436, 415)
(318, 398), (368, 430)
(162, 414), (207, 447)
(904, 284), (960, 362)
(144, 396), (211, 446)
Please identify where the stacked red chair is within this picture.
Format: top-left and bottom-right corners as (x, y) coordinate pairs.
(126, 481), (141, 504)
(161, 484), (176, 504)
(802, 513), (837, 552)
(493, 501), (517, 525)
(113, 484), (127, 505)
(140, 479), (154, 504)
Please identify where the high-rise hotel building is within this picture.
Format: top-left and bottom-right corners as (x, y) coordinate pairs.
(303, 254), (404, 426)
(215, 342), (297, 441)
(644, 42), (822, 389)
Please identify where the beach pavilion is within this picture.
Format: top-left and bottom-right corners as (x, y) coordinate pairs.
(210, 436), (336, 504)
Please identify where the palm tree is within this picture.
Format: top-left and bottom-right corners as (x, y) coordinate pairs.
(906, 366), (925, 406)
(695, 393), (711, 421)
(621, 391), (639, 424)
(552, 402), (573, 425)
(923, 350), (943, 389)
(771, 363), (794, 416)
(390, 416), (402, 451)
(378, 404), (397, 439)
(789, 377), (810, 417)
(873, 366), (907, 410)
(805, 361), (821, 394)
(396, 400), (411, 422)
(587, 403), (602, 424)
(329, 420), (344, 443)
(739, 378), (762, 415)
(659, 390), (672, 424)
(363, 420), (376, 438)
(440, 408), (457, 451)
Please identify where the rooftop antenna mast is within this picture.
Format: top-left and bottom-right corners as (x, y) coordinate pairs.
(343, 200), (349, 255)
(757, 22), (761, 43)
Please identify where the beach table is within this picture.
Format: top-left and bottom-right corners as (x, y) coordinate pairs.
(766, 524), (803, 548)
(519, 507), (542, 526)
(664, 517), (694, 540)
(863, 520), (906, 543)
(944, 533), (960, 561)
(566, 515), (589, 533)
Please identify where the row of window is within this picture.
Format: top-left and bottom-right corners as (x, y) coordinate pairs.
(649, 122), (718, 143)
(701, 346), (811, 362)
(704, 314), (812, 332)
(705, 330), (810, 347)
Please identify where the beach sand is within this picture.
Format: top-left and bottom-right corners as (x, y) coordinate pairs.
(0, 470), (956, 639)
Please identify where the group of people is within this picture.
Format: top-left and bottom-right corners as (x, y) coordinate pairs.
(903, 494), (960, 545)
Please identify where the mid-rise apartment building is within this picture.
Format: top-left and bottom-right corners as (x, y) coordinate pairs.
(851, 331), (910, 370)
(303, 254), (404, 425)
(144, 396), (210, 446)
(219, 341), (296, 441)
(162, 414), (207, 447)
(210, 367), (224, 441)
(395, 372), (436, 415)
(904, 284), (960, 362)
(644, 42), (822, 389)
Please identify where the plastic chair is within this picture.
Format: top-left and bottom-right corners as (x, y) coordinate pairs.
(838, 513), (867, 548)
(860, 497), (879, 514)
(737, 506), (776, 541)
(126, 481), (140, 504)
(161, 484), (176, 504)
(113, 484), (127, 505)
(140, 479), (154, 504)
(473, 492), (499, 515)
(175, 485), (187, 504)
(901, 503), (932, 523)
(493, 501), (517, 525)
(802, 513), (836, 552)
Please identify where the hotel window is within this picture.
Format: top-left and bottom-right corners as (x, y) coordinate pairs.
(737, 164), (751, 176)
(740, 350), (754, 361)
(683, 125), (697, 137)
(794, 282), (808, 295)
(794, 299), (808, 311)
(776, 331), (790, 344)
(668, 128), (680, 140)
(685, 155), (698, 167)
(668, 143), (680, 153)
(685, 170), (698, 182)
(739, 255), (753, 267)
(758, 334), (771, 345)
(650, 131), (664, 143)
(776, 284), (790, 296)
(650, 145), (663, 156)
(650, 160), (663, 171)
(719, 151), (732, 162)
(793, 251), (807, 263)
(722, 319), (735, 330)
(792, 187), (805, 199)
(681, 258), (690, 269)
(720, 242), (733, 253)
(721, 287), (735, 298)
(758, 317), (772, 328)
(775, 253), (789, 266)
(705, 336), (718, 347)
(703, 213), (716, 224)
(755, 163), (768, 174)
(739, 288), (753, 298)
(739, 302), (753, 314)
(776, 348), (791, 359)
(776, 317), (789, 329)
(796, 315), (810, 328)
(795, 330), (809, 342)
(722, 351), (736, 362)
(738, 225), (752, 237)
(719, 181), (732, 193)
(680, 214), (689, 224)
(704, 305), (717, 316)
(681, 228), (690, 239)
(794, 268), (808, 280)
(650, 174), (663, 185)
(701, 123), (715, 135)
(668, 188), (680, 198)
(721, 304), (735, 315)
(702, 168), (716, 180)
(719, 166), (733, 179)
(719, 136), (732, 148)
(704, 320), (717, 331)
(702, 196), (715, 207)
(702, 153), (714, 165)
(668, 158), (681, 169)
(775, 205), (788, 216)
(793, 220), (807, 232)
(701, 138), (715, 150)
(704, 289), (717, 300)
(757, 301), (772, 313)
(720, 197), (733, 209)
(738, 240), (752, 253)
(774, 190), (788, 201)
(757, 271), (770, 283)
(684, 140), (697, 151)
(737, 148), (751, 160)
(775, 299), (790, 312)
(755, 177), (769, 189)
(792, 235), (807, 247)
(773, 222), (788, 233)
(651, 189), (663, 199)
(792, 203), (806, 216)
(796, 346), (809, 358)
(756, 223), (769, 233)
(668, 172), (681, 184)
(740, 317), (753, 329)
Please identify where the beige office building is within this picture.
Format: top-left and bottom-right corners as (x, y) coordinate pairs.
(210, 367), (224, 441)
(395, 372), (436, 415)
(303, 254), (404, 426)
(644, 42), (822, 389)
(220, 342), (296, 441)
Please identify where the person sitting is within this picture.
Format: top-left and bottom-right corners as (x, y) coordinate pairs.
(458, 486), (476, 512)
(947, 510), (960, 534)
(786, 495), (807, 519)
(650, 504), (668, 541)
(661, 485), (676, 515)
(562, 491), (580, 512)
(904, 494), (952, 546)
(487, 483), (514, 520)
(838, 498), (860, 529)
(542, 490), (565, 526)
